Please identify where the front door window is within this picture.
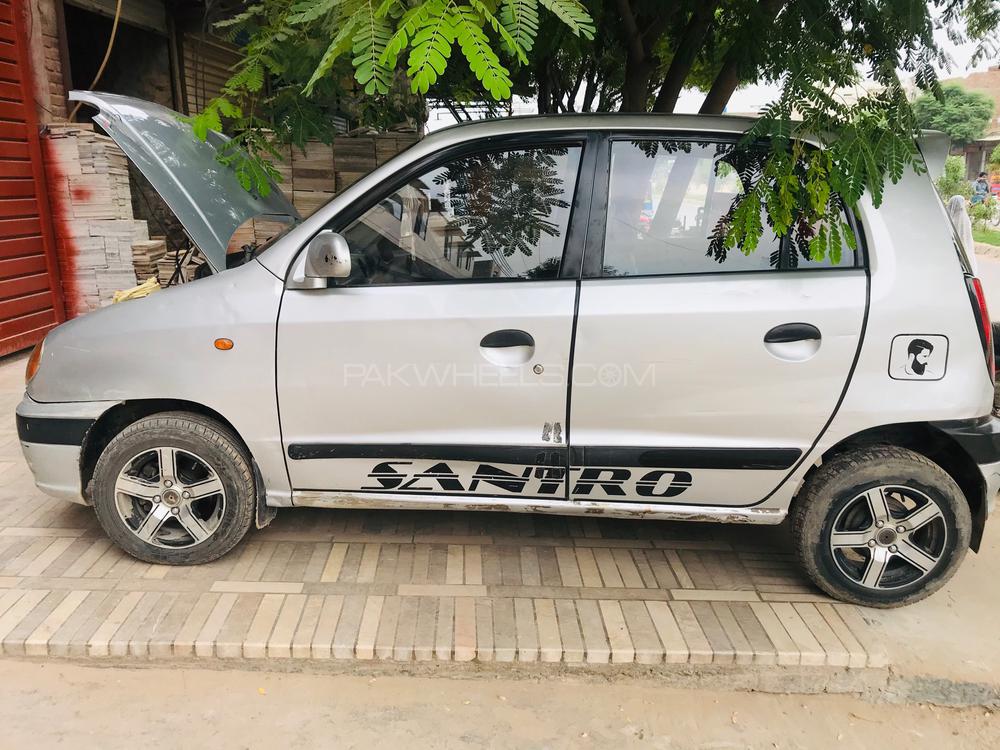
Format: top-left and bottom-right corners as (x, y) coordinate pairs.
(337, 146), (583, 284)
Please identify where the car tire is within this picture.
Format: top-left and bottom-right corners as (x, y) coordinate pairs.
(791, 445), (971, 608)
(90, 411), (255, 565)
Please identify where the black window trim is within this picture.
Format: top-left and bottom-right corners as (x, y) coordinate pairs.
(320, 130), (600, 287)
(582, 130), (869, 280)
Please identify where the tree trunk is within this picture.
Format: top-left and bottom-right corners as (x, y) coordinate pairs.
(699, 0), (785, 115)
(620, 53), (654, 112)
(536, 55), (553, 114)
(653, 2), (720, 114)
(580, 61), (598, 112)
(699, 59), (740, 114)
(615, 0), (676, 112)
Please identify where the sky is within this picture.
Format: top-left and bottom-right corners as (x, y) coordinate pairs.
(425, 9), (999, 130)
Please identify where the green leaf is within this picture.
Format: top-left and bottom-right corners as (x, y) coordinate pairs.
(382, 0), (442, 64)
(537, 0), (594, 39)
(499, 0), (538, 54)
(452, 5), (512, 99)
(406, 8), (456, 94)
(226, 60), (265, 94)
(190, 106), (222, 141)
(215, 98), (243, 119)
(288, 0), (341, 25)
(303, 12), (360, 94)
(352, 0), (395, 95)
(470, 0), (526, 63)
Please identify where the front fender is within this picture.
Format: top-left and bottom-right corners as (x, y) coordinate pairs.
(27, 260), (290, 505)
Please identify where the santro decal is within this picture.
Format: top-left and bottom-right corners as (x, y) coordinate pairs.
(362, 461), (693, 499)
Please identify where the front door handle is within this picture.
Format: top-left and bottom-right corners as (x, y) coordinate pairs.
(479, 329), (535, 367)
(480, 329), (535, 348)
(764, 323), (821, 343)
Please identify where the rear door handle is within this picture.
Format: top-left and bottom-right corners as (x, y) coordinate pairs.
(764, 323), (821, 343)
(480, 329), (535, 348)
(479, 329), (535, 367)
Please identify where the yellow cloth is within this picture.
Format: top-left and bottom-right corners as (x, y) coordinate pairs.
(112, 276), (161, 303)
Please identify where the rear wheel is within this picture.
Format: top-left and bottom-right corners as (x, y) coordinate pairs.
(91, 412), (255, 565)
(791, 446), (971, 607)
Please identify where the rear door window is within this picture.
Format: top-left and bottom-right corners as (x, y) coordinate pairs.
(600, 139), (858, 276)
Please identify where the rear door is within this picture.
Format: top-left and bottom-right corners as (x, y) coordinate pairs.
(568, 135), (868, 507)
(277, 135), (596, 502)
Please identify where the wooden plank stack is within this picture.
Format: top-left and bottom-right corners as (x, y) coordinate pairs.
(156, 248), (206, 286)
(130, 239), (168, 282)
(242, 132), (421, 246)
(332, 135), (376, 192)
(43, 124), (144, 317)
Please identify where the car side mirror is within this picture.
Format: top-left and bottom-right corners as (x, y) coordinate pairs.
(305, 230), (351, 279)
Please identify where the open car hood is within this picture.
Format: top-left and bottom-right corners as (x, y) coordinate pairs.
(69, 91), (300, 272)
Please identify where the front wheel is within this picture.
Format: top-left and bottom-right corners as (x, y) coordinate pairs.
(91, 412), (255, 565)
(791, 446), (971, 608)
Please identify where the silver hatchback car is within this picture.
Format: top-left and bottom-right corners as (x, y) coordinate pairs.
(16, 92), (1000, 607)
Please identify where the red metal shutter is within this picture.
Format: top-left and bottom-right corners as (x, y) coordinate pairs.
(0, 0), (65, 356)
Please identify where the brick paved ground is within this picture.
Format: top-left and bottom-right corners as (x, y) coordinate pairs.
(0, 353), (890, 670)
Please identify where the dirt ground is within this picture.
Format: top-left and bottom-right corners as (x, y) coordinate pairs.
(2, 661), (995, 749)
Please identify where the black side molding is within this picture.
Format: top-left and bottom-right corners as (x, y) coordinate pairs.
(289, 442), (801, 471)
(288, 443), (566, 466)
(569, 446), (802, 471)
(16, 415), (94, 447)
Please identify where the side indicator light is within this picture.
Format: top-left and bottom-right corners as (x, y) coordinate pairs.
(25, 340), (43, 384)
(214, 338), (234, 351)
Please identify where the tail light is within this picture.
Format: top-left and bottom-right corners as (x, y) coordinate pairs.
(966, 275), (995, 382)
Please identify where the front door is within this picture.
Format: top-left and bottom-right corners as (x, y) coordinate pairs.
(568, 136), (868, 507)
(277, 138), (592, 502)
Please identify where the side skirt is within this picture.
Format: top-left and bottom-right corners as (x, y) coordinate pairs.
(290, 490), (786, 524)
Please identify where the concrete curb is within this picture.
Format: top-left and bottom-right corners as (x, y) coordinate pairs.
(8, 652), (997, 707)
(883, 671), (1000, 708)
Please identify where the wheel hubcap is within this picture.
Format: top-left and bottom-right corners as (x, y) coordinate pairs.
(114, 447), (226, 549)
(829, 485), (947, 590)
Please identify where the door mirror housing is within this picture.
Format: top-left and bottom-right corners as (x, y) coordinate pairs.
(288, 230), (351, 289)
(306, 230), (351, 279)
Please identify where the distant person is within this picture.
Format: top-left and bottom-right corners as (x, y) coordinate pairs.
(947, 194), (978, 273)
(972, 172), (990, 204)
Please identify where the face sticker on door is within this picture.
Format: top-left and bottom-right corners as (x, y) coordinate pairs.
(888, 334), (948, 381)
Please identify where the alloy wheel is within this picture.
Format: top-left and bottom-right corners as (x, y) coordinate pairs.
(114, 447), (226, 549)
(828, 485), (948, 590)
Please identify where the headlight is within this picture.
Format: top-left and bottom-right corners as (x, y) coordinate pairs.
(25, 338), (44, 385)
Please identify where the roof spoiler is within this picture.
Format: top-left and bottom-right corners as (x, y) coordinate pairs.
(918, 130), (950, 182)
